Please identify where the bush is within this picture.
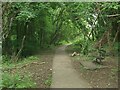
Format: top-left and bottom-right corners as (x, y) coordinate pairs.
(2, 55), (11, 63)
(1, 72), (36, 88)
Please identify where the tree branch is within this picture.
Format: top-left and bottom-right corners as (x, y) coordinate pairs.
(106, 14), (120, 17)
(112, 28), (120, 46)
(16, 36), (26, 57)
(13, 36), (26, 62)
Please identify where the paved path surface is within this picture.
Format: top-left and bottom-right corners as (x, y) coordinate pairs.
(51, 45), (91, 88)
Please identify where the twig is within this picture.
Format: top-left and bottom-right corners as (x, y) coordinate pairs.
(106, 14), (120, 17)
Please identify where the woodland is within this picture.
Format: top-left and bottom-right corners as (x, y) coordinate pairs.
(1, 2), (120, 88)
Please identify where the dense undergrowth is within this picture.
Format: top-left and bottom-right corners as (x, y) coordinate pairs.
(1, 72), (36, 88)
(2, 56), (39, 69)
(1, 56), (39, 88)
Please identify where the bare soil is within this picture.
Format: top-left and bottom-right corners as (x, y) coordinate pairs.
(5, 48), (55, 88)
(25, 49), (55, 88)
(66, 47), (118, 88)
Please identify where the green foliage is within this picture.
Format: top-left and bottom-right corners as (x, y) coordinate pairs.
(1, 72), (36, 88)
(44, 74), (52, 86)
(16, 10), (35, 21)
(2, 55), (11, 63)
(2, 2), (119, 89)
(111, 42), (120, 56)
(111, 68), (118, 74)
(3, 56), (39, 69)
(1, 56), (39, 88)
(2, 2), (120, 61)
(113, 42), (120, 52)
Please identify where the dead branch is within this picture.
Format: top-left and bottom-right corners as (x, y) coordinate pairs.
(112, 28), (120, 46)
(71, 52), (80, 57)
(13, 36), (26, 62)
(106, 14), (120, 17)
(2, 61), (45, 72)
(16, 36), (26, 58)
